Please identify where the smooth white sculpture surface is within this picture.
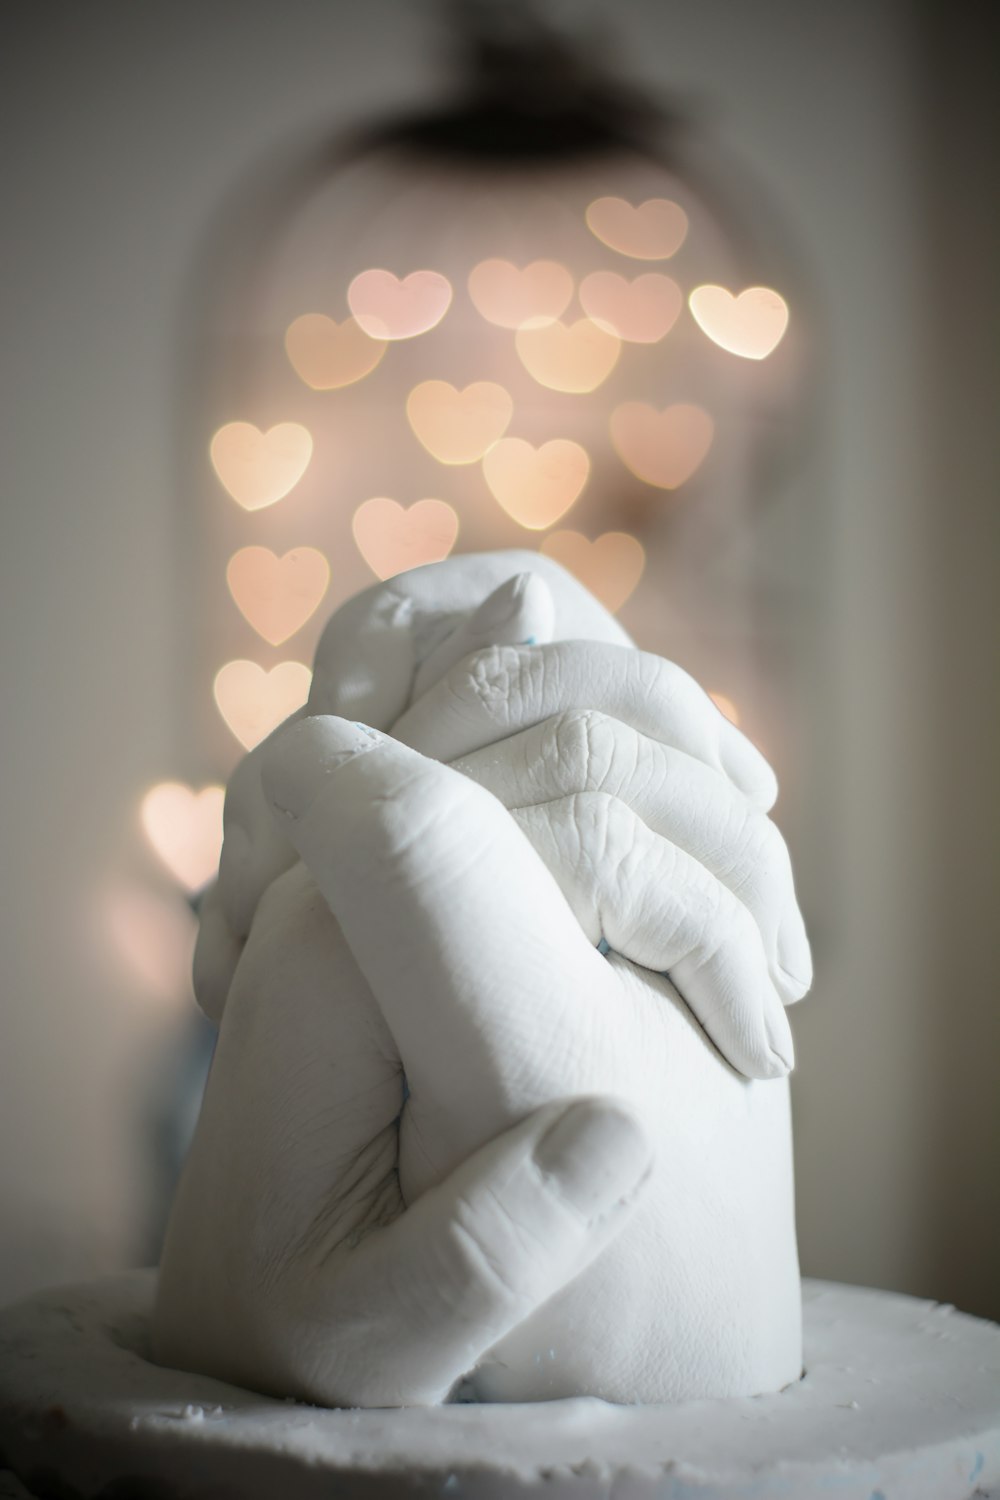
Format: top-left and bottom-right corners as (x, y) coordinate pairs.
(153, 552), (811, 1407)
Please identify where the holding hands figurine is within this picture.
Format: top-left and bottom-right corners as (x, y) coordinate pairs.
(154, 553), (812, 1407)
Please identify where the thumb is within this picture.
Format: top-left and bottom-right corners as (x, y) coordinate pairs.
(288, 1096), (653, 1407)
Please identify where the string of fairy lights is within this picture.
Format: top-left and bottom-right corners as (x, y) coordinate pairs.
(130, 192), (787, 1000)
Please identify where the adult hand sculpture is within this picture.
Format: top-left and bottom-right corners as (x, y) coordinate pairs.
(154, 552), (811, 1406)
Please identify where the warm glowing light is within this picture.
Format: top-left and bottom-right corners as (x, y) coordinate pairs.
(515, 318), (620, 393)
(610, 402), (714, 490)
(226, 546), (330, 647)
(578, 271), (682, 343)
(352, 498), (459, 580)
(285, 313), (386, 389)
(482, 438), (589, 530)
(209, 422), (312, 512)
(585, 197), (688, 260)
(213, 660), (312, 751)
(406, 381), (513, 465)
(688, 285), (789, 360)
(141, 782), (225, 894)
(107, 887), (198, 1006)
(347, 269), (452, 340)
(709, 691), (741, 726)
(467, 259), (574, 329)
(540, 530), (645, 613)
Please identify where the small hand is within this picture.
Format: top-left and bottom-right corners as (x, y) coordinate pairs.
(195, 567), (568, 1020)
(157, 796), (652, 1407)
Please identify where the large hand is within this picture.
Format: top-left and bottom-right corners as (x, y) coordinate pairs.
(155, 709), (802, 1405)
(253, 717), (803, 1403)
(156, 823), (653, 1407)
(394, 637), (810, 1076)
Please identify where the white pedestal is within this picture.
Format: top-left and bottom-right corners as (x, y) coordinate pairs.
(1, 1273), (998, 1498)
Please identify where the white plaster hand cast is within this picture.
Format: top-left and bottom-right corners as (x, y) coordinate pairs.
(154, 551), (812, 1408)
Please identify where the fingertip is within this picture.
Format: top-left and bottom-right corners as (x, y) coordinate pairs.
(762, 998), (795, 1076)
(717, 1012), (793, 1082)
(731, 739), (779, 812)
(710, 699), (778, 809)
(776, 910), (813, 1003)
(533, 1096), (653, 1221)
(217, 810), (298, 939)
(261, 716), (384, 824)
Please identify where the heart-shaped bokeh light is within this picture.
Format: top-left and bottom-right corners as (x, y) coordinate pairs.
(352, 498), (459, 580)
(515, 318), (620, 393)
(585, 197), (688, 260)
(688, 285), (789, 360)
(285, 313), (386, 389)
(611, 402), (714, 490)
(467, 259), (574, 328)
(406, 381), (513, 465)
(141, 782), (225, 893)
(348, 269), (452, 340)
(579, 272), (682, 343)
(483, 438), (590, 530)
(226, 546), (330, 646)
(214, 660), (312, 750)
(107, 887), (198, 1006)
(210, 422), (313, 512)
(540, 530), (645, 613)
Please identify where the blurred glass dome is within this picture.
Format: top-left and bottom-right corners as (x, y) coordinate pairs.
(183, 1), (812, 772)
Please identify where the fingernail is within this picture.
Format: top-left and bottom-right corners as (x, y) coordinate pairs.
(261, 716), (381, 822)
(764, 1002), (795, 1072)
(534, 1098), (652, 1220)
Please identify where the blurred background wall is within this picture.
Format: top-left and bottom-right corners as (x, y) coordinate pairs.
(1, 0), (997, 1319)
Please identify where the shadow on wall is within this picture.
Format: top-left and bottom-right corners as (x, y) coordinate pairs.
(914, 0), (1000, 1324)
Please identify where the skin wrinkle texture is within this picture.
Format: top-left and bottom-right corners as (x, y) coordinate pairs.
(157, 551), (812, 1407)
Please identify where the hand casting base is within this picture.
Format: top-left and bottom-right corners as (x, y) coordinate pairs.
(1, 1274), (998, 1499)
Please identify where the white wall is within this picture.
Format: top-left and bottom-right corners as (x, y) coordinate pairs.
(1, 0), (996, 1319)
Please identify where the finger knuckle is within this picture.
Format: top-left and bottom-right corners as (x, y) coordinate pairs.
(567, 788), (616, 852)
(549, 709), (590, 780)
(634, 650), (683, 705)
(457, 644), (525, 725)
(549, 708), (615, 790)
(571, 791), (643, 893)
(537, 791), (611, 883)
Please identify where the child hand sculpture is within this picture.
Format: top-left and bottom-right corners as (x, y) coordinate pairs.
(155, 552), (811, 1406)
